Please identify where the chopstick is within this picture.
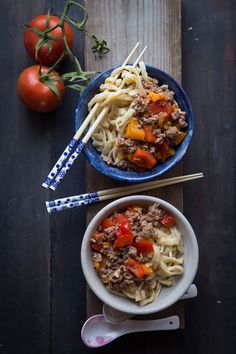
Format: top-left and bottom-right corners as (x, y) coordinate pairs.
(48, 45), (148, 191)
(42, 42), (141, 190)
(46, 172), (204, 213)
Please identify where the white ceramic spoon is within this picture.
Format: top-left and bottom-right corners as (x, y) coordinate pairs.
(103, 284), (198, 323)
(81, 315), (179, 348)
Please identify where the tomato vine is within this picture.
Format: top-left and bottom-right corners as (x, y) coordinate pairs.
(25, 0), (110, 96)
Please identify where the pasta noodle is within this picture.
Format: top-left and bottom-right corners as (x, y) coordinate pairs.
(89, 63), (151, 166)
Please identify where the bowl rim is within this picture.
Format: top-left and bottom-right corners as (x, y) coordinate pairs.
(81, 195), (199, 315)
(75, 65), (194, 183)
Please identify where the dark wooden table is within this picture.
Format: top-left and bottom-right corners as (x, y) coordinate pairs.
(0, 1), (235, 353)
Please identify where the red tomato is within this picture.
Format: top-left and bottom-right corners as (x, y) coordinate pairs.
(24, 15), (74, 66)
(16, 65), (65, 112)
(160, 214), (175, 228)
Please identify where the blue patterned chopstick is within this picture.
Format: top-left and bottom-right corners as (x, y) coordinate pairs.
(42, 43), (141, 191)
(47, 195), (100, 213)
(45, 172), (204, 214)
(49, 140), (86, 190)
(46, 191), (98, 208)
(42, 138), (78, 188)
(49, 106), (109, 191)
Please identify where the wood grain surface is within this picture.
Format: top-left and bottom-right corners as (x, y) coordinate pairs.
(0, 1), (236, 354)
(84, 0), (185, 326)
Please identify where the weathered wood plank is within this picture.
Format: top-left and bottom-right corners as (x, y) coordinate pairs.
(84, 0), (184, 327)
(49, 1), (88, 354)
(0, 1), (52, 353)
(181, 1), (236, 353)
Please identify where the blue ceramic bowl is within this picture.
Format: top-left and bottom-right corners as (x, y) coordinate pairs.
(75, 65), (193, 182)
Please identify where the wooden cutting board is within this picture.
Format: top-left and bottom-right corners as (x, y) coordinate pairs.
(84, 0), (184, 328)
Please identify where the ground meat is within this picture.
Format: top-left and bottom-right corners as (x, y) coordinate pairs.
(136, 253), (153, 264)
(146, 203), (163, 226)
(133, 95), (149, 117)
(139, 219), (153, 237)
(125, 206), (143, 221)
(152, 127), (165, 145)
(118, 138), (156, 157)
(142, 79), (159, 92)
(106, 264), (136, 289)
(93, 252), (102, 263)
(118, 138), (138, 154)
(171, 110), (188, 128)
(164, 90), (175, 102)
(127, 246), (138, 258)
(171, 110), (180, 121)
(139, 114), (159, 126)
(178, 111), (188, 128)
(131, 220), (142, 235)
(165, 126), (180, 141)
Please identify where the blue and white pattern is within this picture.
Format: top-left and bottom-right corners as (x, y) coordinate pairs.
(46, 192), (98, 208)
(46, 195), (100, 213)
(49, 140), (86, 190)
(42, 137), (77, 189)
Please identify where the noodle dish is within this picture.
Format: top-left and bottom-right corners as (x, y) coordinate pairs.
(81, 195), (199, 315)
(75, 63), (193, 182)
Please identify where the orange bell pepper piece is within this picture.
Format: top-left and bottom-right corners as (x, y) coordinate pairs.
(149, 91), (166, 102)
(158, 112), (169, 128)
(124, 118), (145, 141)
(141, 264), (154, 276)
(131, 148), (157, 170)
(126, 258), (153, 278)
(174, 131), (186, 145)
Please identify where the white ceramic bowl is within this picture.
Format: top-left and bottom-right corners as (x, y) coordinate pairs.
(81, 195), (199, 315)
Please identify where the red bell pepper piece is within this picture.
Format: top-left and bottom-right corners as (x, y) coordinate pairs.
(131, 148), (157, 170)
(143, 125), (156, 143)
(160, 213), (175, 228)
(113, 232), (134, 249)
(114, 213), (131, 236)
(159, 142), (170, 162)
(92, 232), (104, 242)
(114, 213), (131, 227)
(91, 242), (103, 252)
(148, 101), (172, 117)
(101, 218), (115, 229)
(133, 238), (154, 253)
(126, 258), (145, 278)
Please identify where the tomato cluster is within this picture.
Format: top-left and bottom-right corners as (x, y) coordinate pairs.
(17, 15), (73, 112)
